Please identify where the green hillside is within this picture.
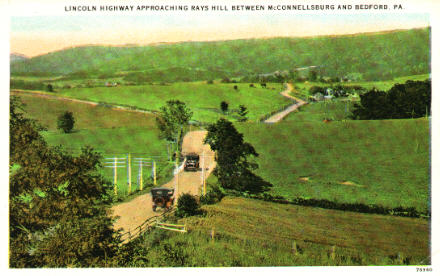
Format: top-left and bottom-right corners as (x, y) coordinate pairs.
(53, 82), (290, 123)
(234, 118), (430, 212)
(120, 197), (429, 266)
(11, 28), (430, 81)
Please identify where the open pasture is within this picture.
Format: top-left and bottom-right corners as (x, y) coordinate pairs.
(237, 118), (430, 212)
(54, 82), (290, 123)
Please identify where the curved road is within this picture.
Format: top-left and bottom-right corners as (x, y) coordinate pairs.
(109, 83), (304, 234)
(264, 83), (308, 123)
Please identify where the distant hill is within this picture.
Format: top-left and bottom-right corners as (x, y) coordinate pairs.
(10, 53), (28, 63)
(10, 28), (430, 81)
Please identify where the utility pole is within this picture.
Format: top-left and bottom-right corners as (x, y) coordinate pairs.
(103, 157), (126, 197)
(139, 159), (143, 191)
(127, 153), (132, 194)
(201, 151), (206, 196)
(175, 150), (179, 203)
(153, 160), (157, 186)
(114, 157), (118, 195)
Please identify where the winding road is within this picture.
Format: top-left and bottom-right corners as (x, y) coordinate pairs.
(110, 82), (308, 235)
(264, 83), (308, 123)
(13, 84), (306, 236)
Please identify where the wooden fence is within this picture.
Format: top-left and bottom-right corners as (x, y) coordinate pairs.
(119, 207), (176, 243)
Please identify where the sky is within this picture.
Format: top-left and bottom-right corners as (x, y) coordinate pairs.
(10, 13), (430, 57)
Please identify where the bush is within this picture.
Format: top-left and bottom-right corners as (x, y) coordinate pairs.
(200, 185), (225, 205)
(206, 80), (214, 84)
(220, 101), (229, 113)
(175, 193), (200, 217)
(57, 111), (75, 133)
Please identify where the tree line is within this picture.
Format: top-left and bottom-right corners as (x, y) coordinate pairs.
(351, 80), (431, 120)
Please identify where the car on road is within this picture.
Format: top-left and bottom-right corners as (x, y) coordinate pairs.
(184, 153), (200, 171)
(151, 187), (175, 211)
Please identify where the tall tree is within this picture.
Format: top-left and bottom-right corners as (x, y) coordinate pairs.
(204, 119), (272, 194)
(156, 100), (193, 152)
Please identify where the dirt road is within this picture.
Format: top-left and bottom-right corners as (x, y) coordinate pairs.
(111, 130), (216, 233)
(264, 83), (308, 123)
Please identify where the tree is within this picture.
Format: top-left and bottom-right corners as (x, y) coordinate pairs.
(156, 100), (193, 152)
(57, 111), (75, 133)
(237, 105), (248, 122)
(220, 101), (229, 114)
(10, 97), (119, 267)
(204, 119), (272, 194)
(351, 80), (431, 120)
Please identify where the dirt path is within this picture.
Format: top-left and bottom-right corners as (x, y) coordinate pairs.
(11, 89), (153, 114)
(264, 83), (308, 123)
(111, 130), (216, 233)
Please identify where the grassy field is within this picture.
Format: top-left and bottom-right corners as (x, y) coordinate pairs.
(122, 197), (429, 266)
(52, 82), (289, 123)
(285, 100), (355, 122)
(14, 93), (174, 198)
(234, 118), (430, 212)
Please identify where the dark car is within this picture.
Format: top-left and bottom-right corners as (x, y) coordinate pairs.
(151, 188), (175, 211)
(184, 153), (200, 171)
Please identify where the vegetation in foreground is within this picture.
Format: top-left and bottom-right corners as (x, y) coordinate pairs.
(10, 96), (120, 267)
(116, 197), (429, 267)
(236, 118), (430, 212)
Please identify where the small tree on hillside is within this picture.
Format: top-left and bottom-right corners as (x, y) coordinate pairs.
(156, 100), (193, 152)
(220, 101), (229, 114)
(204, 118), (272, 194)
(237, 105), (248, 122)
(57, 111), (75, 133)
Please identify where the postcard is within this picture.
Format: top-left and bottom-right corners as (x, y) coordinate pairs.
(3, 0), (438, 273)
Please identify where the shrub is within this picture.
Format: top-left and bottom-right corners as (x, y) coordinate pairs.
(175, 193), (200, 217)
(200, 185), (225, 205)
(220, 101), (229, 113)
(57, 111), (75, 133)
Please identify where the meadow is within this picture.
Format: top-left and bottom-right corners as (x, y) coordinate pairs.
(15, 93), (175, 198)
(235, 118), (430, 212)
(119, 197), (429, 266)
(53, 82), (289, 123)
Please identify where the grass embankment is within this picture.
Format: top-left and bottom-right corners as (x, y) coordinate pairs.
(15, 93), (174, 198)
(234, 119), (430, 212)
(53, 82), (289, 123)
(122, 197), (429, 266)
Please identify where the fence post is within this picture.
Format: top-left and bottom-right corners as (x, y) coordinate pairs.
(292, 240), (298, 256)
